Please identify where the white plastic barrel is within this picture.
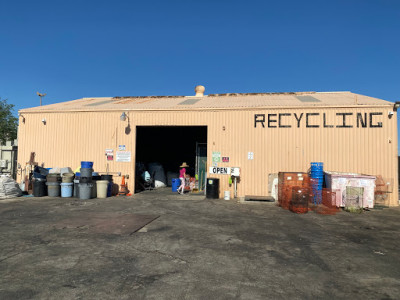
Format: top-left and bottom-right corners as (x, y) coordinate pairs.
(224, 191), (230, 200)
(96, 180), (108, 198)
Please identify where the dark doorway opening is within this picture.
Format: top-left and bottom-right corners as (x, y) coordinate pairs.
(135, 126), (207, 193)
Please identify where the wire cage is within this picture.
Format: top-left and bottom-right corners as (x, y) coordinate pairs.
(289, 186), (310, 214)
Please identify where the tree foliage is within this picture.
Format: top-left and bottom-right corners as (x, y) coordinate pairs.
(0, 98), (18, 144)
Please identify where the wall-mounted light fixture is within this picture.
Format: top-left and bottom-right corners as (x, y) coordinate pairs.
(41, 118), (46, 125)
(18, 113), (25, 124)
(120, 112), (128, 121)
(120, 112), (131, 134)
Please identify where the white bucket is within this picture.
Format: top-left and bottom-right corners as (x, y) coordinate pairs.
(224, 191), (230, 200)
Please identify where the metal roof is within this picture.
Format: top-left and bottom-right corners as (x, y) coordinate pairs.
(19, 91), (394, 113)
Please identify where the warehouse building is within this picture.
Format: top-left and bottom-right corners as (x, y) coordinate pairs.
(17, 87), (399, 206)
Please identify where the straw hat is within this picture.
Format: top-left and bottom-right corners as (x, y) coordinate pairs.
(180, 162), (189, 168)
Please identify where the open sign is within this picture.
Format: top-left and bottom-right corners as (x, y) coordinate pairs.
(209, 167), (231, 175)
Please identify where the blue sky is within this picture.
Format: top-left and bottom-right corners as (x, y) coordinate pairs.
(1, 1), (399, 136)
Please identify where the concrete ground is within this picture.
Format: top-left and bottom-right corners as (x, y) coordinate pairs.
(1, 188), (400, 300)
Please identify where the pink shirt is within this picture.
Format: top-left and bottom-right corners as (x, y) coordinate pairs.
(179, 168), (186, 178)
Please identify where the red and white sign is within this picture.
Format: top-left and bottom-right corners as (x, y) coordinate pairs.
(105, 149), (113, 161)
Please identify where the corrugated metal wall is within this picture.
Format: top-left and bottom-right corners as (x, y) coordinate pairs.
(17, 106), (398, 206)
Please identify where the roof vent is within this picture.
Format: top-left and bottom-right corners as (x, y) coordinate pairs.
(195, 85), (205, 97)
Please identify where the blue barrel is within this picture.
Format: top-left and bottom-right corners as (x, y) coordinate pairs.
(107, 182), (112, 197)
(81, 161), (94, 169)
(172, 178), (180, 192)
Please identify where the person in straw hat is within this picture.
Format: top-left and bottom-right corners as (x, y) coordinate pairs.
(177, 162), (189, 194)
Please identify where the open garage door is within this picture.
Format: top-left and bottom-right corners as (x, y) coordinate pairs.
(135, 126), (207, 193)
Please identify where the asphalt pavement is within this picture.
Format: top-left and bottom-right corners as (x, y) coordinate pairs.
(1, 188), (399, 299)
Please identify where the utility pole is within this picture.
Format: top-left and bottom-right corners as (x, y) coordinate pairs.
(36, 92), (47, 106)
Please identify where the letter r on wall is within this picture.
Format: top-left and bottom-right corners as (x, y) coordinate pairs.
(255, 114), (265, 128)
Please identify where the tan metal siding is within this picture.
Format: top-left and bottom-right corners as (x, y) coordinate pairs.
(18, 106), (398, 206)
(18, 112), (136, 188)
